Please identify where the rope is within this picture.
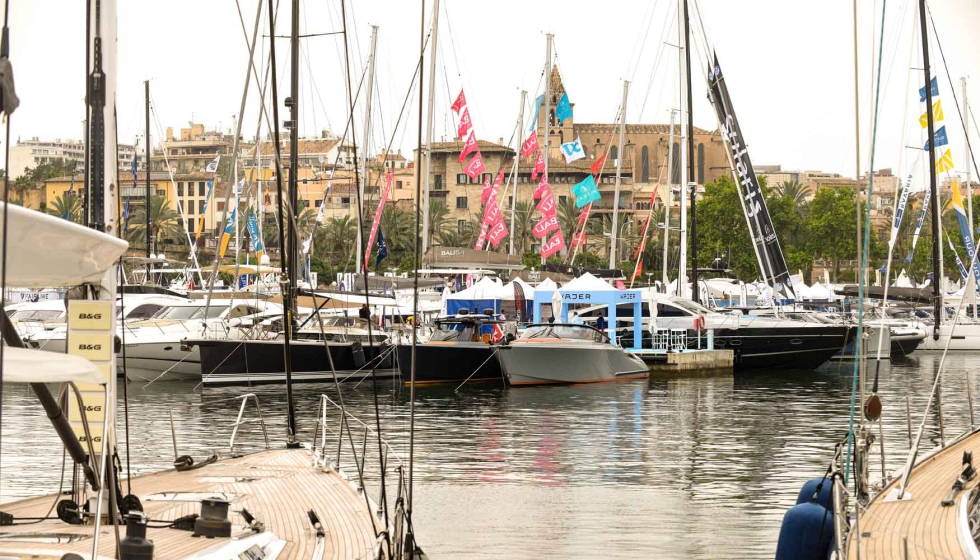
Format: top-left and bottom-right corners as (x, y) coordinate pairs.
(454, 347), (501, 393)
(0, 1), (12, 498)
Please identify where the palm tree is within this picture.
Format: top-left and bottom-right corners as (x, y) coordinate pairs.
(556, 196), (581, 245)
(779, 180), (811, 207)
(47, 192), (83, 223)
(510, 201), (535, 253)
(125, 195), (185, 251)
(319, 215), (357, 267)
(379, 204), (414, 253)
(428, 199), (450, 241)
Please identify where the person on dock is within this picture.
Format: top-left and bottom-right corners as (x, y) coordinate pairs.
(359, 304), (370, 321)
(596, 313), (606, 333)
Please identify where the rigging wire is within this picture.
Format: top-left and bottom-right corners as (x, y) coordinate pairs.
(0, 0), (10, 500)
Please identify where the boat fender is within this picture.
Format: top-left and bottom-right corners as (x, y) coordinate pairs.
(796, 476), (833, 509)
(775, 487), (835, 560)
(351, 341), (367, 368)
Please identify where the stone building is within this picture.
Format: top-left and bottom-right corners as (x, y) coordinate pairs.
(9, 137), (135, 179)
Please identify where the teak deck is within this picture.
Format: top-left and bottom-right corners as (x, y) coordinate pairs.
(849, 432), (980, 559)
(0, 447), (381, 559)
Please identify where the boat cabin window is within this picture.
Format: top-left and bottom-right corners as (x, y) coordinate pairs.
(126, 304), (164, 320)
(322, 316), (367, 329)
(520, 324), (607, 343)
(10, 309), (63, 321)
(430, 322), (467, 342)
(656, 303), (691, 317)
(226, 305), (259, 319)
(154, 306), (207, 320)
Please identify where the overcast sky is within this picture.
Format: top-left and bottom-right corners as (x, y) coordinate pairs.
(4, 0), (980, 179)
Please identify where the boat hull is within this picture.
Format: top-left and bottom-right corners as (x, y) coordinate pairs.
(395, 342), (502, 385)
(121, 341), (201, 382)
(191, 338), (396, 386)
(919, 323), (980, 351)
(498, 343), (648, 386)
(705, 326), (853, 370)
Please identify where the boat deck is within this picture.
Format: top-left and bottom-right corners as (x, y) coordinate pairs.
(848, 432), (980, 559)
(0, 447), (381, 559)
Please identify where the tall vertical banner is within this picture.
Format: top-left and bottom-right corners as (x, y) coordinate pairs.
(246, 209), (265, 262)
(219, 208), (236, 258)
(889, 170), (914, 248)
(195, 178), (216, 239)
(364, 171), (393, 270)
(951, 179), (980, 286)
(708, 54), (795, 299)
(904, 184), (931, 264)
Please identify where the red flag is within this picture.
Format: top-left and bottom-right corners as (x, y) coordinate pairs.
(631, 258), (644, 283)
(188, 277), (196, 291)
(483, 198), (502, 226)
(590, 154), (606, 177)
(474, 221), (490, 250)
(457, 108), (473, 139)
(577, 205), (591, 227)
(490, 323), (505, 343)
(458, 132), (479, 163)
(615, 280), (627, 290)
(531, 152), (545, 181)
(532, 215), (560, 239)
(536, 189), (556, 217)
(464, 151), (486, 180)
(541, 231), (566, 258)
(487, 220), (508, 248)
(364, 171), (393, 270)
(571, 229), (587, 248)
(451, 89), (467, 114)
(533, 177), (551, 199)
(521, 133), (539, 158)
(480, 173), (493, 204)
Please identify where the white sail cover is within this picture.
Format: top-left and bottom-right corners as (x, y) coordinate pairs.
(2, 346), (106, 384)
(0, 203), (128, 287)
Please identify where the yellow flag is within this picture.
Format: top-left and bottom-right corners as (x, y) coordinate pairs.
(919, 100), (944, 128)
(936, 149), (954, 173)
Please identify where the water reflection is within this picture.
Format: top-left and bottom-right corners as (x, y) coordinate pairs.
(2, 353), (978, 559)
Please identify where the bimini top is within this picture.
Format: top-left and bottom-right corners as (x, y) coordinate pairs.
(0, 203), (129, 287)
(2, 346), (106, 384)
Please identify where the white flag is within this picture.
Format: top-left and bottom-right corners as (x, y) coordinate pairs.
(205, 155), (221, 174)
(232, 177), (245, 196)
(560, 137), (585, 164)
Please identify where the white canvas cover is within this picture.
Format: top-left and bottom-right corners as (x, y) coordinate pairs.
(558, 272), (616, 293)
(2, 346), (106, 384)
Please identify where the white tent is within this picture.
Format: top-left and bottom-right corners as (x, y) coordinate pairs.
(501, 277), (535, 301)
(804, 282), (834, 300)
(447, 276), (504, 300)
(559, 272), (616, 292)
(536, 277), (559, 292)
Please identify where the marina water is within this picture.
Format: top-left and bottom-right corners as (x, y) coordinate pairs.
(0, 353), (972, 558)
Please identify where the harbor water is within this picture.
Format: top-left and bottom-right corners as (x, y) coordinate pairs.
(0, 352), (974, 559)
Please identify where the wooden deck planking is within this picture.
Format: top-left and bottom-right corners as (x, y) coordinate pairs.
(0, 448), (381, 559)
(849, 432), (980, 559)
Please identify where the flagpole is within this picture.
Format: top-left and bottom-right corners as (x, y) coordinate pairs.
(541, 33), (553, 266)
(144, 80), (151, 258)
(422, 0), (440, 258)
(609, 80), (629, 270)
(509, 90), (526, 256)
(919, 0), (941, 339)
(356, 25), (379, 274)
(677, 0), (688, 298)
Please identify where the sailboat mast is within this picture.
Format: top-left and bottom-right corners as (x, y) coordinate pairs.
(677, 2), (688, 298)
(663, 109), (675, 288)
(422, 0), (440, 257)
(542, 34), (553, 265)
(919, 0), (941, 337)
(144, 80), (151, 257)
(509, 90), (526, 256)
(964, 78), (972, 242)
(283, 0), (300, 445)
(610, 80), (629, 270)
(356, 26), (378, 273)
(684, 0), (698, 304)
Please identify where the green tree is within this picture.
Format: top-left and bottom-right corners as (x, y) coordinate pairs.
(318, 215), (357, 268)
(778, 180), (811, 207)
(428, 199), (450, 241)
(47, 192), (83, 223)
(379, 204), (414, 254)
(125, 195), (186, 251)
(510, 201), (536, 253)
(806, 187), (857, 283)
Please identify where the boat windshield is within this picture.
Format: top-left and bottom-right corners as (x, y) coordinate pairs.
(154, 306), (206, 320)
(667, 298), (717, 316)
(520, 324), (606, 342)
(320, 316), (368, 329)
(10, 309), (63, 321)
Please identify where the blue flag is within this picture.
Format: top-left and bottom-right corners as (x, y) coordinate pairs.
(919, 77), (939, 102)
(924, 126), (949, 150)
(529, 94), (544, 132)
(375, 226), (389, 268)
(123, 199), (131, 233)
(572, 175), (601, 208)
(555, 92), (572, 123)
(238, 274), (248, 289)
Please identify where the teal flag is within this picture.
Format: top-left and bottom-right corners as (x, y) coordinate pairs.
(572, 175), (600, 208)
(556, 93), (572, 123)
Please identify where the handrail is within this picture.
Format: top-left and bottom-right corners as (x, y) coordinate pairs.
(228, 393), (270, 455)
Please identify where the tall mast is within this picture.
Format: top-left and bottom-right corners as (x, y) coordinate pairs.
(610, 80), (629, 270)
(663, 109), (676, 288)
(677, 3), (688, 298)
(422, 0), (440, 256)
(281, 0), (300, 445)
(919, 0), (941, 338)
(356, 25), (378, 273)
(684, 0), (698, 303)
(509, 90), (526, 256)
(542, 34), (553, 265)
(965, 77), (973, 243)
(144, 80), (151, 257)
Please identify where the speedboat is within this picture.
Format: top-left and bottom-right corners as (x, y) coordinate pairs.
(395, 313), (505, 385)
(497, 323), (648, 386)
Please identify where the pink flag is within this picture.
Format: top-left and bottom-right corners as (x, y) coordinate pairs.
(536, 189), (556, 216)
(577, 202), (592, 226)
(451, 89), (467, 114)
(482, 169), (504, 205)
(474, 221), (490, 250)
(541, 231), (566, 258)
(532, 215), (560, 239)
(483, 197), (502, 227)
(487, 220), (508, 248)
(571, 230), (587, 248)
(464, 151), (486, 180)
(590, 154), (607, 177)
(457, 108), (473, 139)
(363, 171), (393, 271)
(615, 280), (626, 290)
(458, 132), (479, 163)
(521, 133), (539, 158)
(533, 177), (551, 199)
(531, 152), (545, 181)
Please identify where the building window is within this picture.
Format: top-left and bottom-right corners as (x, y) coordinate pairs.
(456, 173), (467, 185)
(435, 174), (444, 190)
(341, 197), (351, 205)
(508, 196), (513, 207)
(199, 182), (206, 196)
(641, 146), (650, 183)
(671, 142), (680, 185)
(636, 201), (650, 210)
(610, 145), (618, 162)
(217, 201), (225, 212)
(186, 200), (195, 214)
(177, 182), (184, 196)
(156, 189), (166, 197)
(457, 219), (466, 234)
(697, 143), (705, 184)
(559, 195), (567, 205)
(396, 181), (403, 190)
(456, 196), (468, 209)
(315, 199), (322, 207)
